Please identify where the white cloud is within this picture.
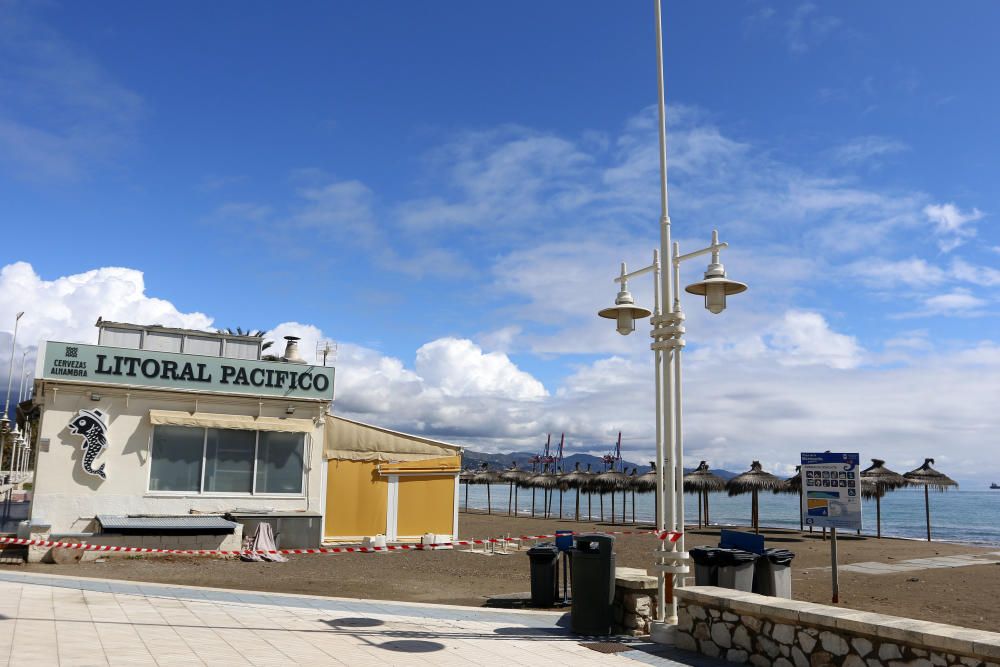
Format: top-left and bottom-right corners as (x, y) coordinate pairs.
(949, 258), (1000, 287)
(845, 257), (947, 289)
(921, 289), (987, 315)
(786, 3), (842, 54)
(832, 136), (908, 165)
(415, 338), (547, 400)
(767, 310), (863, 369)
(924, 203), (984, 251)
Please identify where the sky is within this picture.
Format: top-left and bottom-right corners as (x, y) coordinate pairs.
(1, 0), (998, 484)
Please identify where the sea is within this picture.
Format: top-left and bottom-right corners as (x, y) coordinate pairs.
(460, 485), (1000, 547)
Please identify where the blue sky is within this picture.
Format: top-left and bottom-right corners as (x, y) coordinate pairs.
(1, 1), (998, 483)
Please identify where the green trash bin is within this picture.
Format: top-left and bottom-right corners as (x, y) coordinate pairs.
(570, 533), (615, 635)
(527, 543), (559, 607)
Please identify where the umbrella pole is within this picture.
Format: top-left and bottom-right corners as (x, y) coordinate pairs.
(798, 485), (804, 531)
(631, 490), (636, 524)
(925, 484), (931, 541)
(487, 483), (492, 515)
(588, 492), (592, 522)
(876, 494), (881, 539)
(464, 483), (468, 512)
(621, 490), (626, 524)
(508, 482), (513, 516)
(531, 488), (536, 517)
(575, 489), (580, 522)
(611, 492), (616, 525)
(559, 489), (563, 520)
(752, 490), (759, 534)
(697, 490), (703, 529)
(600, 494), (604, 522)
(705, 492), (710, 526)
(514, 485), (519, 517)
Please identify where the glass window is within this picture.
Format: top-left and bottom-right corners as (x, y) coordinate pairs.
(256, 432), (305, 494)
(149, 426), (204, 492)
(204, 428), (255, 493)
(184, 336), (221, 356)
(144, 332), (182, 352)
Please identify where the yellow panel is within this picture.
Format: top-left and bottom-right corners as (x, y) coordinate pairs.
(397, 475), (455, 537)
(324, 460), (388, 538)
(380, 455), (462, 475)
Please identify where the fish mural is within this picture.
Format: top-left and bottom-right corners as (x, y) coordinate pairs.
(67, 408), (109, 480)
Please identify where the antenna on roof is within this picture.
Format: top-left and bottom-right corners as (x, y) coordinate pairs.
(316, 340), (338, 367)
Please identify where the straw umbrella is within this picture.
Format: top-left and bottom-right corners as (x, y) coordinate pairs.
(904, 458), (957, 542)
(685, 461), (726, 529)
(594, 467), (629, 525)
(561, 462), (592, 521)
(500, 464), (532, 517)
(472, 465), (501, 515)
(529, 468), (558, 518)
(459, 468), (475, 511)
(860, 459), (908, 539)
(726, 461), (783, 534)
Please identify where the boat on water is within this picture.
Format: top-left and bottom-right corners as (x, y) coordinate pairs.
(992, 483), (1000, 489)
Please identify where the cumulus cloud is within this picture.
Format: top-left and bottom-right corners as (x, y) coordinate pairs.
(768, 311), (863, 369)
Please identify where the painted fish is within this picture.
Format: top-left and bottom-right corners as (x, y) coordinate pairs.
(68, 409), (109, 480)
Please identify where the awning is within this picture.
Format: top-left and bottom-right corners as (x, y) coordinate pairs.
(149, 409), (315, 433)
(378, 456), (462, 476)
(324, 414), (463, 462)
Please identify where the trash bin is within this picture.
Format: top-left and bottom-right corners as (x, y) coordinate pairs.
(527, 543), (559, 607)
(689, 547), (723, 586)
(570, 533), (615, 635)
(716, 548), (759, 592)
(753, 548), (795, 598)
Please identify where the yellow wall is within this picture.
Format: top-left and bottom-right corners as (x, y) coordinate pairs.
(325, 460), (387, 538)
(397, 475), (455, 537)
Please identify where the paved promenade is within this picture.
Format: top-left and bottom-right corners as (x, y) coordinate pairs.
(0, 570), (724, 666)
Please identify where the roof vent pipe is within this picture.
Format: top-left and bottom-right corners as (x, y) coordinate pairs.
(282, 336), (306, 363)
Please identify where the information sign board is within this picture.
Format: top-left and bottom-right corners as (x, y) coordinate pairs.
(800, 452), (862, 530)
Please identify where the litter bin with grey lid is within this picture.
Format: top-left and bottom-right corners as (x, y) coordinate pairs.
(689, 547), (723, 586)
(716, 548), (759, 592)
(752, 548), (795, 598)
(570, 533), (615, 635)
(527, 543), (559, 607)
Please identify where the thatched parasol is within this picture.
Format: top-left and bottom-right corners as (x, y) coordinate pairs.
(861, 459), (908, 538)
(561, 462), (593, 521)
(685, 461), (726, 529)
(529, 468), (559, 518)
(726, 461), (783, 534)
(459, 467), (475, 510)
(904, 458), (957, 541)
(500, 464), (532, 517)
(593, 467), (629, 524)
(471, 465), (501, 515)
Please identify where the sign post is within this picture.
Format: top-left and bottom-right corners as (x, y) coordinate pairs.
(800, 452), (861, 604)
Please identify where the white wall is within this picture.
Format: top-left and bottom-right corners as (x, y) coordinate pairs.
(30, 381), (327, 533)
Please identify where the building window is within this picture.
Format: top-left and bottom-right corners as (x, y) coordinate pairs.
(149, 425), (305, 495)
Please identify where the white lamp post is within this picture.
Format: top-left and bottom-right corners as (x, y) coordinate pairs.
(2, 311), (24, 478)
(596, 1), (747, 638)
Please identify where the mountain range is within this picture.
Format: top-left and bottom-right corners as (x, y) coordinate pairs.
(461, 449), (738, 480)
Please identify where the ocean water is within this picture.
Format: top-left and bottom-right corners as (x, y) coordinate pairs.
(460, 484), (1000, 546)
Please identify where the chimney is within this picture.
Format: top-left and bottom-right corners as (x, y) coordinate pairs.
(281, 336), (306, 363)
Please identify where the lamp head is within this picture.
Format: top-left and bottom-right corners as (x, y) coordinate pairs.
(684, 260), (747, 314)
(598, 288), (652, 335)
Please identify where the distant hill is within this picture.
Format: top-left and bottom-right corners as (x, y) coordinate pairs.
(462, 449), (737, 479)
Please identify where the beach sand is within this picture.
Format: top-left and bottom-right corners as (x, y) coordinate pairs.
(5, 511), (999, 632)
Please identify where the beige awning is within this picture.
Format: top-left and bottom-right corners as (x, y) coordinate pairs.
(324, 414), (463, 462)
(149, 409), (315, 434)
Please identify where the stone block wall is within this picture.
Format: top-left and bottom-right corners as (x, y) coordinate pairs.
(675, 586), (1000, 667)
(613, 567), (658, 636)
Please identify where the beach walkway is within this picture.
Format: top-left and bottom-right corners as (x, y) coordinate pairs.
(812, 550), (1000, 575)
(0, 570), (725, 666)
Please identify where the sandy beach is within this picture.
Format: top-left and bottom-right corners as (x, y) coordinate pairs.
(5, 511), (999, 632)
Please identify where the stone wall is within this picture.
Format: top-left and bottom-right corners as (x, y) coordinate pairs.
(675, 586), (1000, 667)
(613, 567), (658, 636)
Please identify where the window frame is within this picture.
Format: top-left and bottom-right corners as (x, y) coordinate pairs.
(146, 425), (307, 497)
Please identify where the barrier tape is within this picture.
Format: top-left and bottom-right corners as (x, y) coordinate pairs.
(0, 529), (682, 557)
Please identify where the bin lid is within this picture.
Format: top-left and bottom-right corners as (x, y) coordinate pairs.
(527, 543), (559, 555)
(716, 547), (760, 564)
(763, 548), (795, 565)
(573, 532), (614, 554)
(689, 546), (724, 565)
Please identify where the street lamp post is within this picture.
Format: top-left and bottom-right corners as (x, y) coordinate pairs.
(596, 1), (747, 638)
(1, 312), (24, 478)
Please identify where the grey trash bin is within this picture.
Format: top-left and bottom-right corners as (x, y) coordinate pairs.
(689, 547), (723, 586)
(753, 548), (794, 598)
(527, 544), (559, 607)
(570, 533), (615, 635)
(716, 548), (759, 592)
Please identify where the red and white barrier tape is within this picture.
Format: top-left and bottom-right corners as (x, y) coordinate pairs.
(0, 529), (681, 557)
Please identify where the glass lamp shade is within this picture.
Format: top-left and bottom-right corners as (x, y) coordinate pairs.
(616, 310), (635, 335)
(705, 283), (727, 314)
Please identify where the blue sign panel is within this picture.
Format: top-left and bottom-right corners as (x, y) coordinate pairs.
(800, 452), (862, 530)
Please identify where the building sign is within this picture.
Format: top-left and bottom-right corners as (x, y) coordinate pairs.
(40, 342), (335, 401)
(800, 452), (862, 530)
(68, 408), (109, 480)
